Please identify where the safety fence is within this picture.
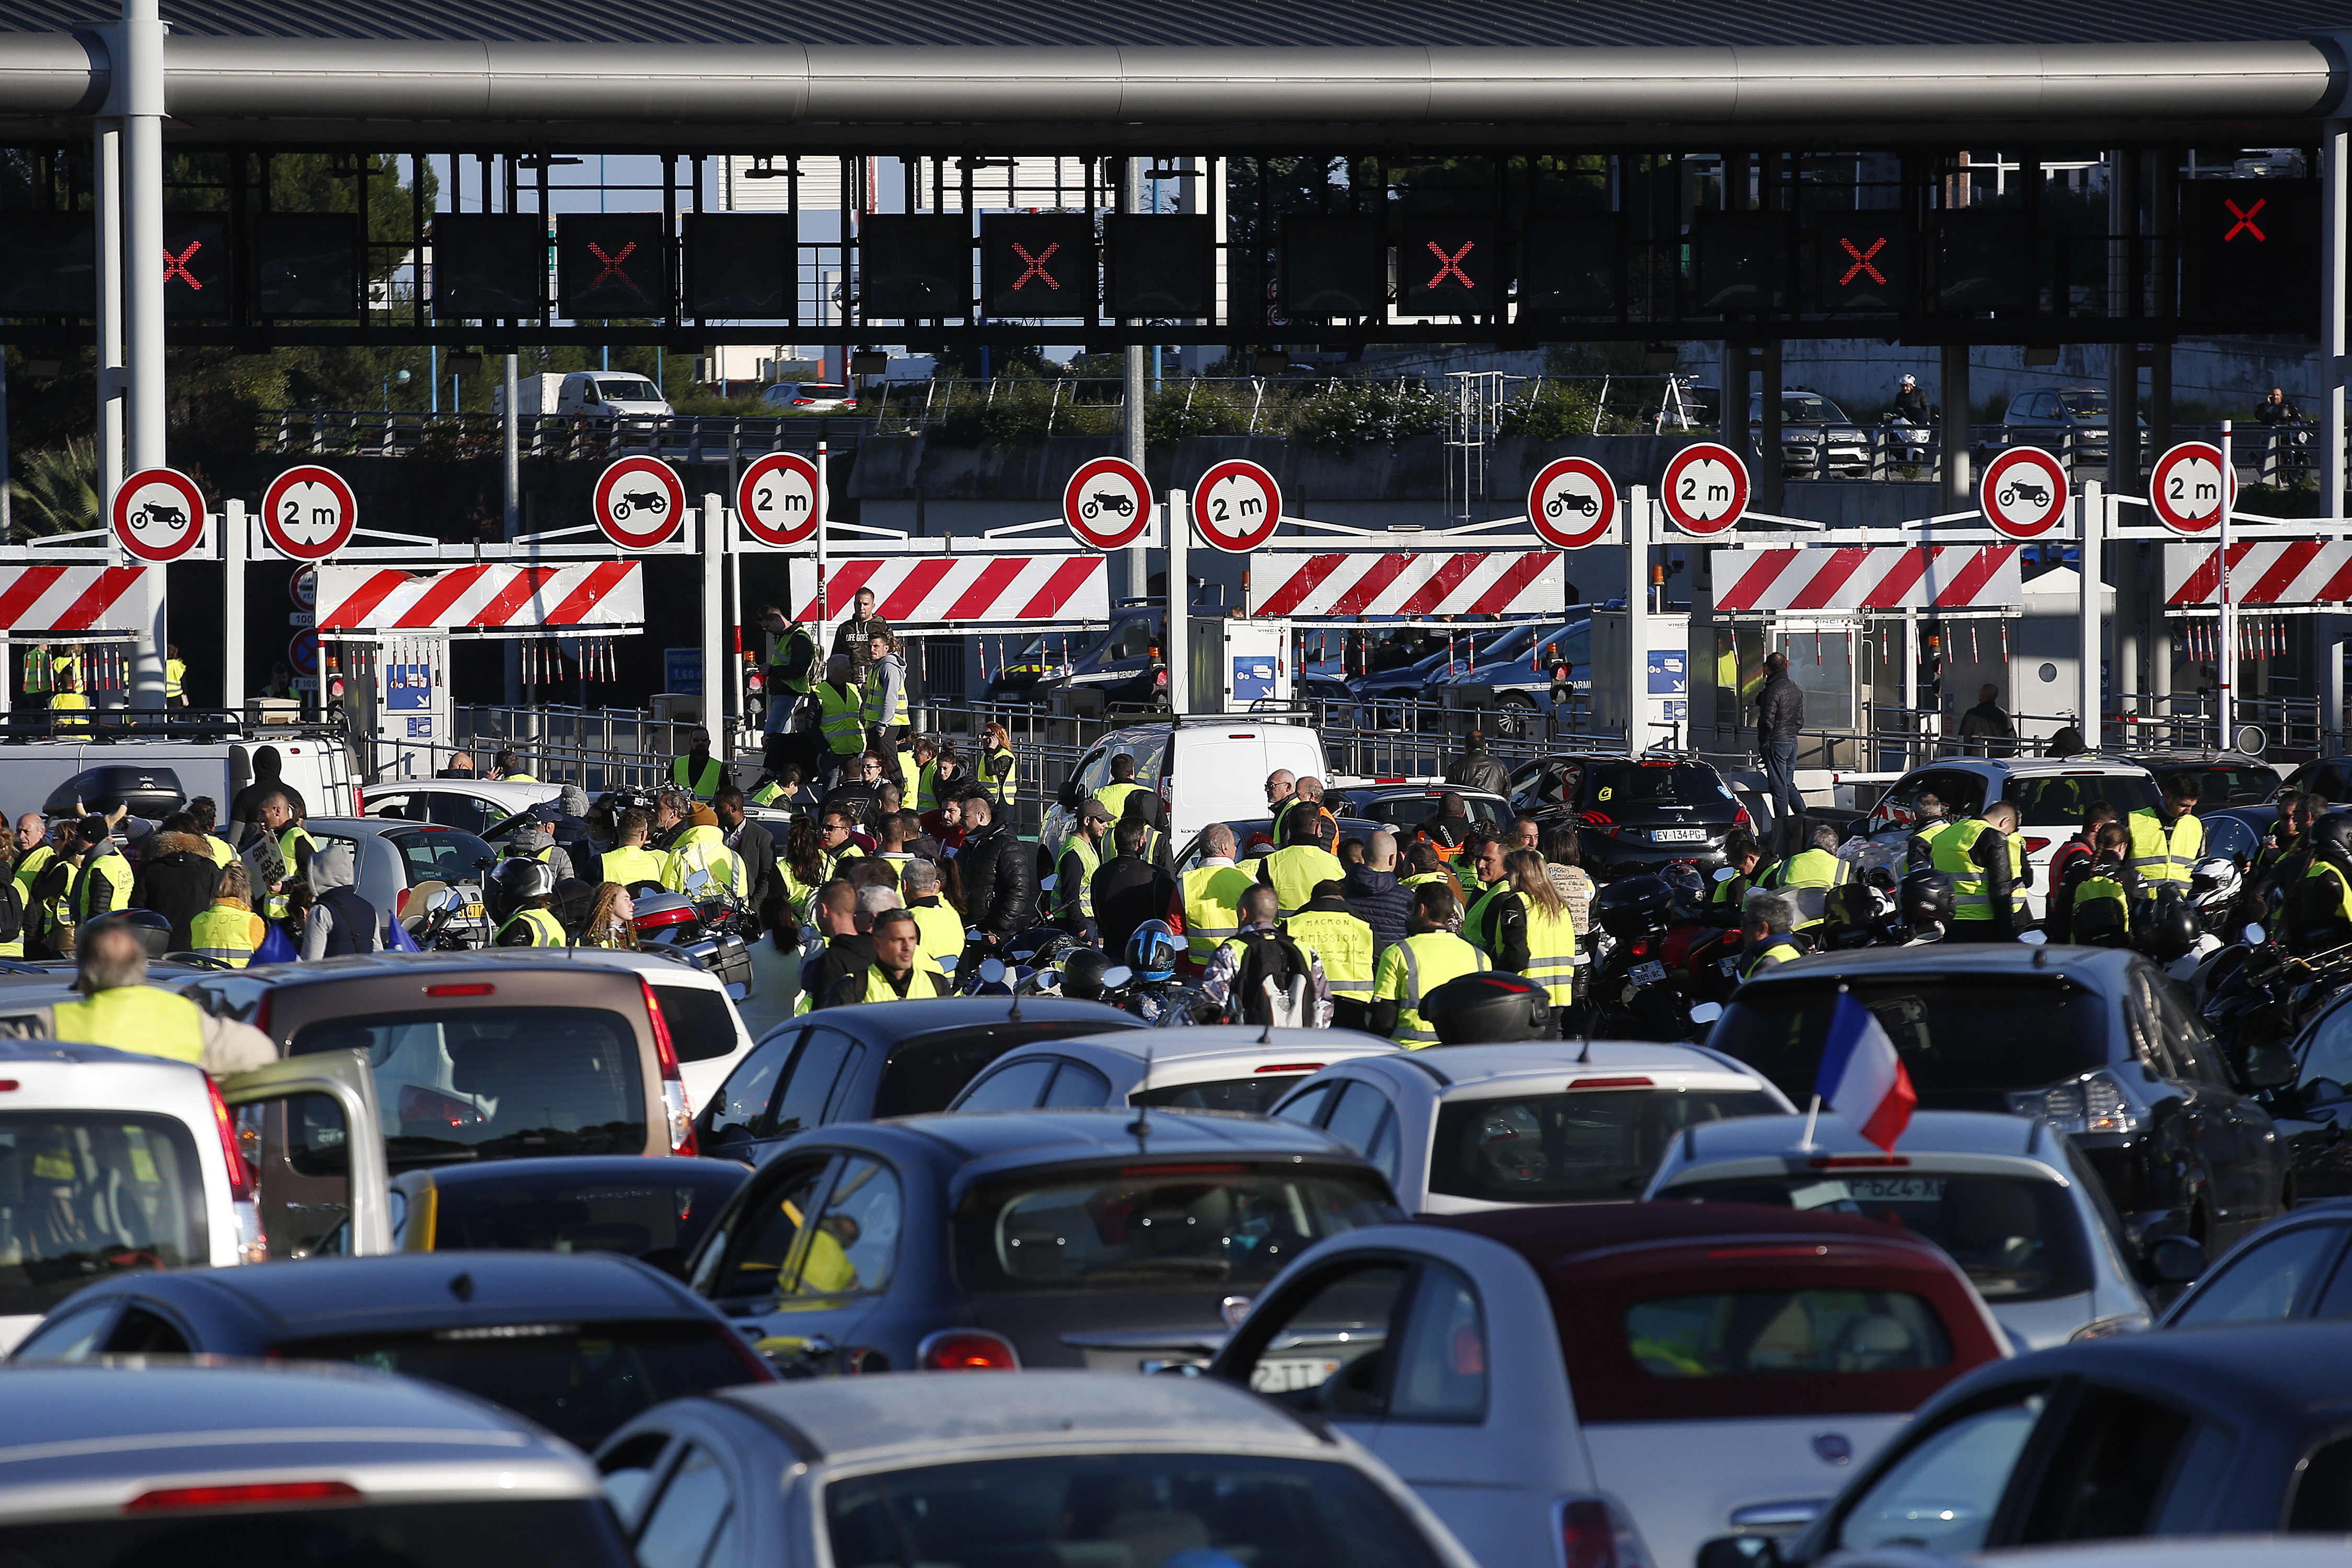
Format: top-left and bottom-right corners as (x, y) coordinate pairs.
(259, 409), (873, 460)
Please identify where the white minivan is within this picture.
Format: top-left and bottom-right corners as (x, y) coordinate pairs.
(1041, 718), (1326, 866)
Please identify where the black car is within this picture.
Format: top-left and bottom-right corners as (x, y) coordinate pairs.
(2159, 1200), (2352, 1328)
(695, 998), (1145, 1163)
(2248, 989), (2352, 1207)
(983, 605), (1165, 710)
(2131, 750), (2286, 811)
(9, 1251), (774, 1449)
(1721, 1320), (2352, 1565)
(1708, 944), (2284, 1262)
(681, 1110), (1401, 1376)
(386, 1154), (753, 1271)
(2280, 754), (2352, 805)
(1505, 752), (1749, 877)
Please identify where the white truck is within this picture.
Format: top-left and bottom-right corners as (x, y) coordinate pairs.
(490, 370), (672, 422)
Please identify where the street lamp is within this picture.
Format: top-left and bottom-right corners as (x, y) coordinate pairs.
(383, 367), (411, 412)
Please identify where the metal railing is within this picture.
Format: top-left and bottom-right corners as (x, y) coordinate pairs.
(259, 410), (871, 460)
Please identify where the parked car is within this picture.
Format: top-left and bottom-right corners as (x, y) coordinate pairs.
(0, 1361), (636, 1567)
(985, 603), (1165, 709)
(695, 997), (1144, 1163)
(238, 815), (500, 947)
(1344, 786), (1514, 839)
(363, 777), (563, 839)
(1206, 1199), (2009, 1568)
(2243, 986), (2352, 1208)
(760, 380), (856, 411)
(1644, 1110), (2166, 1348)
(682, 1110), (1400, 1376)
(1438, 617), (1593, 737)
(480, 944), (760, 1114)
(1269, 1041), (1793, 1213)
(10, 1250), (773, 1448)
(1506, 752), (1753, 877)
(948, 1026), (1402, 1115)
(2158, 1200), (2352, 1328)
(1352, 623), (1539, 723)
(1857, 756), (2164, 917)
(2001, 384), (2145, 467)
(1824, 1540), (2352, 1568)
(1745, 1320), (2352, 1564)
(592, 1371), (1480, 1568)
(1041, 718), (1328, 867)
(1707, 944), (2287, 1259)
(385, 1154), (752, 1269)
(2280, 753), (2352, 803)
(1750, 387), (1874, 478)
(2130, 750), (2284, 811)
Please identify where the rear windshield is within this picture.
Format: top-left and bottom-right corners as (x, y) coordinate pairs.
(1628, 1289), (1952, 1378)
(385, 828), (498, 890)
(828, 1452), (1443, 1568)
(2177, 765), (2281, 810)
(1713, 979), (2107, 1106)
(0, 1499), (633, 1568)
(875, 1024), (1101, 1119)
(1431, 1089), (1780, 1204)
(1584, 763), (1738, 815)
(290, 1007), (644, 1167)
(411, 1165), (748, 1258)
(283, 1320), (755, 1449)
(954, 1166), (1399, 1294)
(0, 1111), (207, 1317)
(649, 983), (739, 1065)
(1132, 1075), (1316, 1115)
(1361, 796), (1511, 833)
(2000, 773), (2160, 822)
(1661, 1172), (2090, 1301)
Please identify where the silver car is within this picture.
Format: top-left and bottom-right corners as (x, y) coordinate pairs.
(0, 1359), (633, 1566)
(949, 1025), (1402, 1115)
(1644, 1109), (2156, 1348)
(592, 1370), (1479, 1568)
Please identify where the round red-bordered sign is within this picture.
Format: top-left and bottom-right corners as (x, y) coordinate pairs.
(1528, 456), (1618, 549)
(260, 464), (358, 560)
(1658, 443), (1750, 535)
(110, 467), (209, 563)
(2149, 441), (2238, 535)
(1192, 459), (1283, 554)
(1977, 447), (2070, 540)
(736, 452), (821, 547)
(1063, 457), (1152, 551)
(593, 456), (686, 549)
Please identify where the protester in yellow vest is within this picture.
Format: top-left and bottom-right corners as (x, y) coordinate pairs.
(1460, 834), (1514, 940)
(1472, 849), (1577, 1015)
(66, 816), (134, 928)
(982, 721), (1018, 806)
(1285, 878), (1376, 1030)
(2126, 776), (2205, 903)
(862, 632), (910, 757)
(165, 643), (188, 707)
(1931, 800), (2026, 941)
(190, 862), (268, 967)
(1370, 883), (1491, 1047)
(599, 808), (674, 890)
(1736, 889), (1806, 979)
(48, 672), (89, 733)
(824, 909), (950, 1005)
(1259, 807), (1346, 920)
(1778, 824), (1854, 931)
(1174, 824), (1258, 974)
(1093, 753), (1146, 823)
(1053, 799), (1112, 934)
(665, 804), (750, 897)
(902, 859), (966, 974)
(2061, 823), (2137, 947)
(814, 655), (867, 790)
(667, 727), (731, 800)
(42, 922), (274, 1075)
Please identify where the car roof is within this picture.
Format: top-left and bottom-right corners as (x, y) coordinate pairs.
(0, 1037), (204, 1074)
(408, 1155), (751, 1192)
(1362, 788), (1508, 804)
(1348, 1040), (1766, 1091)
(107, 1250), (706, 1334)
(814, 997), (1145, 1043)
(714, 1369), (1329, 1463)
(1903, 756), (2153, 779)
(1430, 1195), (1957, 1265)
(1985, 1321), (2352, 1416)
(213, 951), (651, 986)
(999, 1027), (1401, 1067)
(368, 780), (559, 801)
(1659, 1109), (2062, 1167)
(832, 1109), (1368, 1186)
(1734, 942), (2136, 990)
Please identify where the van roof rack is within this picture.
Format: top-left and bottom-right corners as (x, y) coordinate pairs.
(0, 708), (345, 745)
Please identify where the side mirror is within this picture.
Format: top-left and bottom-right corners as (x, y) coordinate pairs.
(2018, 929), (2048, 946)
(1102, 964), (1134, 988)
(1697, 1538), (1782, 1568)
(724, 981), (749, 1002)
(2245, 923), (2268, 947)
(1058, 781), (1085, 809)
(2242, 1042), (2296, 1091)
(1040, 874), (1058, 891)
(428, 889), (461, 913)
(978, 957), (1007, 984)
(1689, 1001), (1724, 1025)
(2147, 1233), (2208, 1285)
(685, 869), (713, 896)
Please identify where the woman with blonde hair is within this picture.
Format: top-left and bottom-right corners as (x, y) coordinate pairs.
(1478, 848), (1577, 1019)
(981, 720), (1018, 809)
(580, 882), (635, 948)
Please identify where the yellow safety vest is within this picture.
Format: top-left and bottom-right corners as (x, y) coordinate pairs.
(279, 823), (318, 871)
(72, 854), (133, 923)
(1371, 931), (1489, 1047)
(1779, 847), (1852, 930)
(2305, 861), (2352, 929)
(2126, 809), (2203, 895)
(1742, 939), (1805, 979)
(664, 827), (747, 895)
(672, 754), (726, 799)
(1931, 818), (2017, 923)
(862, 665), (909, 727)
(49, 691), (89, 731)
(51, 985), (205, 1063)
(500, 771), (539, 783)
(1512, 893), (1578, 1007)
(15, 844), (54, 892)
(816, 684), (865, 754)
(203, 835), (234, 868)
(498, 906), (568, 947)
(2068, 868), (2132, 941)
(600, 845), (673, 887)
(985, 746), (1017, 804)
(908, 900), (966, 970)
(859, 961), (950, 1002)
(1285, 907), (1375, 1000)
(1059, 834), (1102, 918)
(1180, 862), (1257, 966)
(191, 902), (267, 966)
(1464, 882), (1510, 949)
(1262, 844), (1346, 921)
(915, 762), (942, 812)
(164, 658), (186, 701)
(1093, 781), (1145, 821)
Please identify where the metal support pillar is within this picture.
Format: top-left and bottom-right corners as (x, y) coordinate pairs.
(2323, 123), (2348, 746)
(1122, 158), (1149, 607)
(1624, 486), (1651, 753)
(223, 499), (245, 710)
(1939, 343), (1970, 511)
(93, 120), (123, 505)
(502, 349), (521, 707)
(120, 0), (166, 708)
(700, 494), (724, 742)
(2078, 481), (2103, 746)
(1758, 340), (1783, 514)
(1166, 490), (1190, 714)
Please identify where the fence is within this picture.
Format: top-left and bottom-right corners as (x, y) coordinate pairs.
(259, 409), (872, 460)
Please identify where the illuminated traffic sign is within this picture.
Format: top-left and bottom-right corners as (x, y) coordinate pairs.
(1401, 216), (1499, 312)
(1281, 215), (1385, 319)
(434, 214), (546, 321)
(1520, 214), (1621, 314)
(1693, 212), (1796, 313)
(162, 213), (228, 317)
(2181, 178), (2318, 335)
(1813, 211), (1912, 313)
(861, 215), (971, 321)
(982, 215), (1098, 319)
(559, 215), (670, 318)
(1104, 214), (1214, 319)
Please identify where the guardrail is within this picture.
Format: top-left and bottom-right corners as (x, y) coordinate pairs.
(259, 410), (872, 460)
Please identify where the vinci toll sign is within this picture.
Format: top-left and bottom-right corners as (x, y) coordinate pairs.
(736, 452), (821, 547)
(1978, 447), (2069, 539)
(261, 465), (358, 559)
(593, 456), (686, 549)
(1528, 456), (1616, 549)
(1063, 457), (1151, 551)
(1659, 443), (1749, 535)
(2149, 442), (2237, 535)
(1193, 459), (1282, 554)
(111, 467), (210, 563)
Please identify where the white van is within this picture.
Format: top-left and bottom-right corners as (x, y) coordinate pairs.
(0, 730), (356, 826)
(1041, 719), (1327, 864)
(492, 370), (673, 422)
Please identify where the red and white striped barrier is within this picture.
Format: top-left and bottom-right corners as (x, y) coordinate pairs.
(1711, 546), (2024, 612)
(787, 555), (1109, 627)
(0, 564), (152, 632)
(316, 562), (644, 631)
(1247, 551), (1565, 618)
(2163, 541), (2352, 606)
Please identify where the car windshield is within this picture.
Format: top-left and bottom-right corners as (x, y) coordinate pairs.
(1584, 761), (1739, 815)
(411, 1165), (748, 1256)
(0, 1500), (634, 1568)
(1131, 1075), (1318, 1114)
(1662, 1171), (2090, 1301)
(2000, 773), (2161, 821)
(1712, 978), (2108, 1106)
(284, 1320), (754, 1449)
(827, 1452), (1444, 1568)
(0, 1111), (207, 1317)
(954, 1165), (1399, 1293)
(1627, 1289), (1953, 1377)
(1360, 794), (1512, 833)
(2178, 765), (2282, 809)
(1013, 625), (1115, 663)
(1755, 393), (1847, 422)
(1431, 1090), (1781, 1204)
(596, 378), (658, 400)
(2057, 390), (2108, 417)
(385, 828), (497, 889)
(874, 1024), (1103, 1118)
(289, 1007), (644, 1167)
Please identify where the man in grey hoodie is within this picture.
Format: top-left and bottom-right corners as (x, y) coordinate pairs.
(862, 631), (908, 759)
(301, 841), (382, 960)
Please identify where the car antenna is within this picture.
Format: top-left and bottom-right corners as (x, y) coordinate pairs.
(1127, 1042), (1154, 1148)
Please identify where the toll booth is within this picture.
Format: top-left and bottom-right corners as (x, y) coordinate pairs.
(335, 633), (454, 779)
(1190, 615), (1293, 713)
(1591, 609), (1691, 750)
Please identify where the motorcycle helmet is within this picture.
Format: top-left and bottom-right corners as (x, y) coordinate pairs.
(1596, 875), (1675, 941)
(1422, 971), (1553, 1045)
(88, 908), (172, 960)
(494, 857), (556, 902)
(2144, 893), (2201, 964)
(1125, 920), (1181, 984)
(1057, 946), (1112, 1002)
(1899, 869), (1955, 929)
(2314, 812), (2352, 859)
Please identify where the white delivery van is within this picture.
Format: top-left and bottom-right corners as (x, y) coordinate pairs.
(491, 370), (672, 422)
(0, 730), (358, 826)
(1040, 719), (1327, 866)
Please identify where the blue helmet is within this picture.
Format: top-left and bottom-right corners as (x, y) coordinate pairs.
(1125, 920), (1180, 983)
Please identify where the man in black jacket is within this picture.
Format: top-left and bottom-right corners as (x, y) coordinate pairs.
(955, 794), (1036, 950)
(1342, 830), (1410, 954)
(798, 880), (874, 1011)
(131, 812), (223, 951)
(1091, 820), (1173, 958)
(1446, 730), (1512, 796)
(227, 744), (306, 849)
(713, 785), (778, 916)
(1755, 652), (1805, 854)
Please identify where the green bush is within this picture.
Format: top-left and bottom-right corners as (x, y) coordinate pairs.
(1145, 383), (1252, 444)
(1288, 380), (1449, 448)
(1496, 384), (1602, 440)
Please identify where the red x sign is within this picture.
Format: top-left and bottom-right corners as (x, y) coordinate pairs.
(1424, 240), (1476, 291)
(2223, 198), (2267, 242)
(1012, 241), (1062, 291)
(1837, 236), (1888, 286)
(587, 240), (638, 289)
(163, 240), (204, 290)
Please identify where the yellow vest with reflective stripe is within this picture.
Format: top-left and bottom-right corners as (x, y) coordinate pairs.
(1371, 930), (1489, 1047)
(2126, 809), (2202, 894)
(1285, 907), (1375, 998)
(916, 761), (942, 811)
(986, 746), (1017, 804)
(671, 754), (726, 798)
(1262, 844), (1346, 921)
(14, 844), (54, 892)
(498, 906), (568, 946)
(863, 664), (909, 727)
(601, 845), (672, 887)
(859, 960), (950, 1002)
(908, 900), (965, 970)
(1093, 781), (1145, 822)
(1932, 818), (2002, 921)
(1742, 938), (1805, 979)
(165, 658), (186, 700)
(203, 835), (234, 868)
(191, 901), (266, 966)
(664, 827), (747, 895)
(1059, 834), (1102, 918)
(73, 854), (133, 924)
(1779, 847), (1852, 930)
(1181, 863), (1256, 964)
(1514, 893), (1578, 1007)
(49, 691), (88, 730)
(51, 985), (205, 1063)
(816, 683), (864, 754)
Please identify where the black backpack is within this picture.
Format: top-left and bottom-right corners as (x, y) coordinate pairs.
(1226, 929), (1312, 1027)
(0, 878), (23, 945)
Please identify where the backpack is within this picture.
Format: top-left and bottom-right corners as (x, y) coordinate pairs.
(1226, 929), (1311, 1028)
(0, 878), (22, 945)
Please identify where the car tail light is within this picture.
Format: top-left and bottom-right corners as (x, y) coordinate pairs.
(126, 1480), (360, 1513)
(1581, 810), (1620, 837)
(1560, 1496), (1652, 1568)
(919, 1329), (1020, 1370)
(1733, 805), (1751, 829)
(2012, 1071), (2138, 1135)
(425, 983), (494, 997)
(395, 886), (411, 921)
(352, 787), (365, 816)
(205, 1076), (253, 1201)
(2025, 836), (2052, 856)
(640, 977), (697, 1155)
(793, 396), (815, 406)
(1709, 1245), (1830, 1260)
(1254, 1063), (1323, 1074)
(0, 1080), (15, 1091)
(1569, 1076), (1654, 1089)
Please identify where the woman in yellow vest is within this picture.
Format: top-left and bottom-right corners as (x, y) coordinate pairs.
(814, 656), (866, 787)
(493, 860), (567, 946)
(1475, 849), (1578, 1013)
(982, 721), (1018, 807)
(165, 643), (188, 707)
(190, 862), (268, 967)
(777, 814), (829, 920)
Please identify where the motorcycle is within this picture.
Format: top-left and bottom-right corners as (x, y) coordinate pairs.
(1589, 870), (1722, 1042)
(633, 882), (754, 996)
(1104, 969), (1221, 1027)
(406, 883), (491, 950)
(2197, 923), (2343, 1094)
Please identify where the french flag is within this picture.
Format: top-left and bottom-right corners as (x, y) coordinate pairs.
(1815, 991), (1918, 1151)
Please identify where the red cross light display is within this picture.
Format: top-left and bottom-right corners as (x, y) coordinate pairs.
(1401, 217), (1498, 309)
(2221, 198), (2267, 243)
(1813, 212), (1910, 313)
(982, 215), (1098, 318)
(557, 214), (670, 317)
(160, 213), (228, 317)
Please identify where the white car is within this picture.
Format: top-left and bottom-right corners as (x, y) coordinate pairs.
(947, 1025), (1402, 1115)
(1851, 755), (2165, 917)
(1643, 1109), (2156, 1348)
(1042, 718), (1327, 866)
(1268, 1041), (1795, 1213)
(363, 777), (563, 840)
(760, 379), (856, 411)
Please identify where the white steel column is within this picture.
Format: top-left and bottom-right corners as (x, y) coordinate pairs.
(1625, 485), (1650, 752)
(120, 0), (166, 707)
(502, 350), (521, 707)
(2219, 423), (2235, 749)
(700, 494), (724, 740)
(91, 118), (123, 504)
(2077, 480), (2102, 748)
(2323, 121), (2347, 749)
(1165, 490), (1190, 714)
(1122, 158), (1148, 608)
(223, 498), (245, 710)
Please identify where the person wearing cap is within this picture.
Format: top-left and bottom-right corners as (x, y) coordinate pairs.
(36, 921), (273, 1074)
(1053, 798), (1113, 937)
(664, 802), (749, 896)
(504, 816), (578, 884)
(66, 814), (133, 930)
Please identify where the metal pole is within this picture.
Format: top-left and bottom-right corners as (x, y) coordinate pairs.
(222, 497), (248, 711)
(2077, 480), (2102, 749)
(1625, 485), (1650, 752)
(2219, 421), (2234, 750)
(2323, 122), (2348, 751)
(1122, 157), (1148, 609)
(502, 349), (521, 707)
(120, 0), (167, 708)
(701, 494), (724, 741)
(93, 119), (123, 505)
(1166, 489), (1190, 715)
(1938, 342), (1970, 512)
(815, 440), (831, 632)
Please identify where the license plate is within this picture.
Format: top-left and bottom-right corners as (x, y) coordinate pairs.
(462, 903), (485, 920)
(1652, 826), (1708, 844)
(1630, 960), (1668, 986)
(1249, 1357), (1341, 1394)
